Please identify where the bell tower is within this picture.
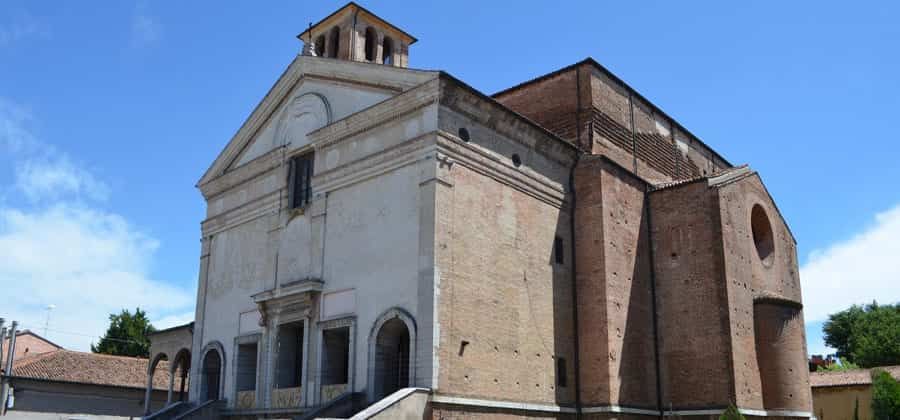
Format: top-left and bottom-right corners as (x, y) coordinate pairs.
(297, 2), (417, 68)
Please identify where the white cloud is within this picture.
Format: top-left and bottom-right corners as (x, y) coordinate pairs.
(152, 311), (196, 331)
(0, 99), (37, 152)
(15, 157), (110, 202)
(131, 3), (162, 47)
(0, 98), (194, 351)
(800, 204), (900, 322)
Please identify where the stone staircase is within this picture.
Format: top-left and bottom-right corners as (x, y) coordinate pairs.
(144, 388), (430, 420)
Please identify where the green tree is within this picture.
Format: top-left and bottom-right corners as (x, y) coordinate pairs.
(823, 302), (900, 367)
(719, 404), (746, 420)
(91, 308), (155, 357)
(872, 369), (900, 420)
(823, 304), (866, 359)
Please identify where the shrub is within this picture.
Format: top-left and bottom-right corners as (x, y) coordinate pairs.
(872, 369), (900, 420)
(719, 404), (746, 420)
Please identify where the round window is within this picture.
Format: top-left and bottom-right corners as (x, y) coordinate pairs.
(751, 204), (774, 267)
(458, 127), (470, 142)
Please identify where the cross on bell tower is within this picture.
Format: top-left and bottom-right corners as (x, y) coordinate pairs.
(297, 2), (417, 68)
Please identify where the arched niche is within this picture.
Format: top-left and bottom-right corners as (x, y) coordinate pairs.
(274, 92), (332, 152)
(366, 307), (417, 402)
(199, 341), (226, 401)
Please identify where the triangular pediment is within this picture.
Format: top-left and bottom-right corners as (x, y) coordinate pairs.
(197, 56), (438, 188)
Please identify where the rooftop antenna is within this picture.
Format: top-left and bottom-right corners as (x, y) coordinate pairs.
(43, 304), (55, 336)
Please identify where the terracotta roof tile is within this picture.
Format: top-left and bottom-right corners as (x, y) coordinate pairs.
(810, 366), (900, 387)
(649, 164), (750, 192)
(10, 350), (177, 390)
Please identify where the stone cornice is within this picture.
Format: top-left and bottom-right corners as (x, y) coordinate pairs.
(200, 147), (285, 200)
(201, 189), (282, 237)
(313, 134), (433, 194)
(436, 133), (569, 209)
(307, 78), (440, 149)
(437, 75), (578, 167)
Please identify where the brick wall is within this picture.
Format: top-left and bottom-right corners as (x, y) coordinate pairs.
(715, 173), (810, 412)
(574, 156), (658, 409)
(494, 60), (730, 184)
(435, 161), (575, 405)
(648, 181), (735, 409)
(589, 69), (722, 183)
(493, 66), (591, 150)
(1, 332), (60, 366)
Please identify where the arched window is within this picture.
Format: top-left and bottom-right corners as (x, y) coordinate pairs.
(364, 27), (377, 62)
(314, 35), (325, 57)
(382, 37), (394, 65)
(328, 26), (340, 58)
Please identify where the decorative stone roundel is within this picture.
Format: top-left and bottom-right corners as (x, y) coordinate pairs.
(275, 92), (331, 148)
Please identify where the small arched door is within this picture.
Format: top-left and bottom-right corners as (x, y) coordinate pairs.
(201, 350), (222, 401)
(373, 318), (410, 400)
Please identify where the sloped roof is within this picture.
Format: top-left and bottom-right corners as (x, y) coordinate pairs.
(810, 366), (900, 388)
(9, 350), (172, 390)
(649, 165), (751, 192)
(297, 2), (417, 45)
(492, 57), (732, 168)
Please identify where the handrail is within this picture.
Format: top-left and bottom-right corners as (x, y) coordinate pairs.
(143, 401), (189, 420)
(349, 388), (430, 419)
(173, 399), (223, 419)
(296, 392), (365, 420)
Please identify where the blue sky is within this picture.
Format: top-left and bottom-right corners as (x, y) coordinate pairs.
(1, 1), (898, 353)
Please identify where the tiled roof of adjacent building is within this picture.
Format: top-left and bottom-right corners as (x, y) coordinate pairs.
(810, 366), (900, 388)
(649, 165), (751, 192)
(9, 350), (171, 390)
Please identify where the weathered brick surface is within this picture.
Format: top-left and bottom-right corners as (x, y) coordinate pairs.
(648, 180), (735, 409)
(574, 156), (657, 408)
(716, 174), (810, 411)
(494, 61), (729, 184)
(493, 69), (590, 149)
(434, 161), (575, 405)
(645, 171), (811, 414)
(1, 331), (60, 366)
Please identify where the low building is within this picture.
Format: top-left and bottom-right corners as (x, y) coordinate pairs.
(810, 366), (900, 420)
(5, 350), (171, 419)
(0, 330), (62, 368)
(143, 322), (194, 415)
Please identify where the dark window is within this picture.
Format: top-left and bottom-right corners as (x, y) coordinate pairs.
(511, 153), (522, 167)
(290, 153), (314, 209)
(328, 27), (340, 58)
(364, 27), (377, 61)
(554, 236), (564, 265)
(322, 327), (350, 385)
(236, 342), (258, 392)
(556, 357), (567, 387)
(382, 37), (394, 65)
(314, 35), (326, 56)
(458, 127), (470, 142)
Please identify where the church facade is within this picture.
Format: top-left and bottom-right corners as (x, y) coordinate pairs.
(180, 3), (812, 418)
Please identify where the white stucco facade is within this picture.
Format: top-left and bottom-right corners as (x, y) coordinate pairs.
(188, 55), (444, 414)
